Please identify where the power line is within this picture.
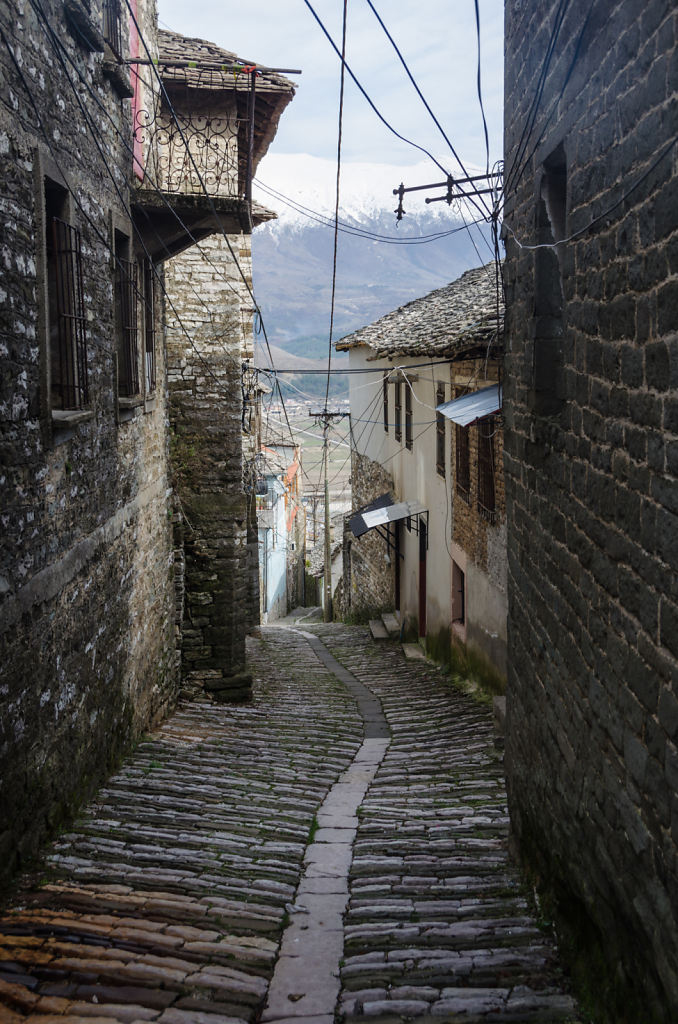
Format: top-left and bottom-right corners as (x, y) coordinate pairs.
(473, 0), (491, 177)
(324, 0), (348, 411)
(253, 178), (487, 245)
(363, 0), (491, 221)
(301, 0), (450, 178)
(0, 14), (239, 407)
(121, 0), (298, 450)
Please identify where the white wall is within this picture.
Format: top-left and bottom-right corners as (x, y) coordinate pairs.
(348, 349), (452, 642)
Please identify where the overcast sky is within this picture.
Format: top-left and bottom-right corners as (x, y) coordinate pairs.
(157, 0), (504, 185)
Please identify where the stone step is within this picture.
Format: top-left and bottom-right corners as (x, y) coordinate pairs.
(381, 612), (401, 638)
(402, 643), (425, 661)
(369, 619), (390, 640)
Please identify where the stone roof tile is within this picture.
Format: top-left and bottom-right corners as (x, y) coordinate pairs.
(336, 262), (503, 360)
(157, 29), (296, 95)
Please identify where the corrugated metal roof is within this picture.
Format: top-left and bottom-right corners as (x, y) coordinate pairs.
(436, 384), (501, 426)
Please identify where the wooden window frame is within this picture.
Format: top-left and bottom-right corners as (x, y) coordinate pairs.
(114, 228), (140, 400)
(102, 0), (123, 58)
(36, 155), (92, 436)
(394, 379), (402, 443)
(143, 258), (157, 393)
(477, 415), (497, 523)
(455, 386), (470, 503)
(435, 382), (445, 476)
(405, 383), (413, 451)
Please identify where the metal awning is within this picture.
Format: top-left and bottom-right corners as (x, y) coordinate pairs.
(349, 493), (393, 538)
(436, 384), (502, 426)
(350, 493), (427, 538)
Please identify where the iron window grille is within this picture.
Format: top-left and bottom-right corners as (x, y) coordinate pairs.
(455, 386), (471, 503)
(382, 372), (389, 432)
(102, 0), (123, 58)
(477, 416), (497, 523)
(116, 257), (139, 398)
(49, 217), (89, 410)
(435, 382), (445, 475)
(143, 260), (156, 392)
(394, 380), (402, 443)
(405, 384), (413, 450)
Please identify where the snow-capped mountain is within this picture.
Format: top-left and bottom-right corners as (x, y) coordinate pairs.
(251, 153), (494, 363)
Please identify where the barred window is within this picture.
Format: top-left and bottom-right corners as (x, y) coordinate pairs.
(143, 259), (156, 393)
(382, 372), (388, 432)
(46, 181), (89, 410)
(115, 231), (139, 398)
(405, 384), (413, 450)
(394, 379), (402, 443)
(435, 382), (445, 476)
(455, 386), (470, 503)
(477, 416), (496, 523)
(102, 0), (123, 58)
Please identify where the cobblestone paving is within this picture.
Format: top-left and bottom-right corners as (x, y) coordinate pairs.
(0, 629), (363, 1023)
(313, 625), (580, 1024)
(0, 624), (579, 1023)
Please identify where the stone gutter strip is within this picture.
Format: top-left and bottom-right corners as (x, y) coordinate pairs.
(262, 630), (390, 1023)
(262, 738), (389, 1024)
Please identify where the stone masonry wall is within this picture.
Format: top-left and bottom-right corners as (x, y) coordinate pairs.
(451, 358), (506, 584)
(503, 2), (678, 1018)
(343, 451), (394, 620)
(0, 0), (178, 887)
(450, 358), (507, 676)
(165, 232), (253, 701)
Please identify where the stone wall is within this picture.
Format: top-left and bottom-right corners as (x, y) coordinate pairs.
(165, 232), (253, 701)
(0, 0), (178, 887)
(503, 2), (678, 1018)
(342, 451), (394, 620)
(450, 358), (507, 675)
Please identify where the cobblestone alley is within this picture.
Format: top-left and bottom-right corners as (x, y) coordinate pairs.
(0, 625), (580, 1023)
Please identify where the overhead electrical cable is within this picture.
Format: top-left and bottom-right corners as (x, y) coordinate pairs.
(503, 0), (594, 199)
(473, 0), (491, 177)
(253, 178), (488, 245)
(0, 18), (241, 405)
(121, 0), (298, 450)
(363, 0), (491, 221)
(301, 0), (450, 178)
(324, 0), (348, 411)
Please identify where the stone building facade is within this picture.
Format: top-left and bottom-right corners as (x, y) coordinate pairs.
(0, 0), (293, 886)
(0, 0), (177, 887)
(448, 357), (507, 676)
(338, 265), (505, 671)
(159, 32), (294, 700)
(343, 451), (395, 622)
(503, 2), (678, 1018)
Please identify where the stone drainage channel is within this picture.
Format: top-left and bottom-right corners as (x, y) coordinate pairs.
(262, 629), (390, 1024)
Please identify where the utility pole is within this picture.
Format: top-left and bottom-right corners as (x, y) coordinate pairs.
(309, 407), (348, 623)
(323, 421), (332, 622)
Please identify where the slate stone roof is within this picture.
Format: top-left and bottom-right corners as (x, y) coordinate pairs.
(157, 30), (296, 96)
(336, 263), (503, 360)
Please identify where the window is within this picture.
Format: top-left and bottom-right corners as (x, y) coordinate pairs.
(114, 230), (139, 399)
(143, 259), (156, 393)
(477, 416), (496, 523)
(394, 379), (402, 443)
(382, 372), (389, 432)
(452, 561), (465, 625)
(455, 387), (470, 503)
(45, 178), (89, 411)
(102, 0), (123, 58)
(405, 384), (413, 451)
(435, 382), (445, 475)
(533, 143), (566, 415)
